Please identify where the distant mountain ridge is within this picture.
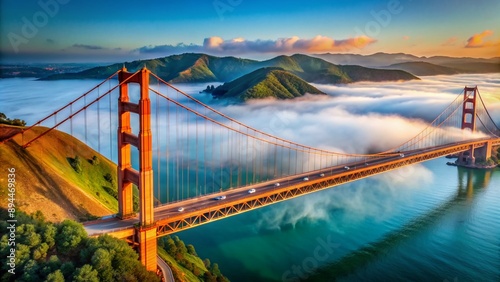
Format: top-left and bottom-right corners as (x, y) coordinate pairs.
(380, 61), (462, 76)
(314, 52), (500, 74)
(42, 53), (419, 84)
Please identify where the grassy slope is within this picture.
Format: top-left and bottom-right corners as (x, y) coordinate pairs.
(158, 248), (209, 282)
(0, 125), (118, 222)
(212, 67), (325, 101)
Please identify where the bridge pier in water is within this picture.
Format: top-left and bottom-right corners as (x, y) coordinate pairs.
(117, 67), (157, 271)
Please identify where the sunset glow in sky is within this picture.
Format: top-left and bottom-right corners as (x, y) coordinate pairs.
(1, 0), (499, 63)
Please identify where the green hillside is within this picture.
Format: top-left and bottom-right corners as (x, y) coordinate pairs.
(43, 53), (419, 84)
(212, 67), (325, 101)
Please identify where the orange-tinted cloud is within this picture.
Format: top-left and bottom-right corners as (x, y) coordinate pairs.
(202, 35), (377, 54)
(402, 36), (410, 41)
(465, 30), (499, 48)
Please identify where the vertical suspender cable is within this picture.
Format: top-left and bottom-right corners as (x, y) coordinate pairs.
(97, 87), (101, 153)
(156, 84), (160, 205)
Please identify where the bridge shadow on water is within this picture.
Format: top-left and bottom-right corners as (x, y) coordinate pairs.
(303, 167), (494, 281)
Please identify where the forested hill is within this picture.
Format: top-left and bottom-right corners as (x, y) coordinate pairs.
(211, 67), (325, 101)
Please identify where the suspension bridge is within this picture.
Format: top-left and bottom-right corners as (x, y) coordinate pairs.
(2, 67), (499, 271)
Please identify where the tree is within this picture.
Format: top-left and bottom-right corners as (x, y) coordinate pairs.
(164, 236), (178, 256)
(46, 270), (65, 282)
(32, 242), (49, 260)
(90, 248), (113, 282)
(21, 259), (41, 282)
(42, 224), (57, 248)
(60, 262), (75, 279)
(55, 220), (86, 256)
(211, 263), (221, 276)
(173, 236), (187, 254)
(203, 258), (211, 269)
(18, 224), (41, 247)
(187, 244), (197, 256)
(70, 156), (83, 173)
(11, 118), (26, 126)
(73, 264), (99, 282)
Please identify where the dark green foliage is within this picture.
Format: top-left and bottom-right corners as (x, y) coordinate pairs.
(163, 236), (177, 256)
(73, 264), (98, 282)
(55, 220), (87, 256)
(0, 209), (160, 282)
(174, 236), (188, 254)
(203, 258), (211, 269)
(187, 244), (197, 256)
(89, 155), (100, 165)
(46, 270), (65, 282)
(103, 172), (114, 184)
(69, 156), (83, 173)
(211, 263), (221, 276)
(0, 113), (26, 126)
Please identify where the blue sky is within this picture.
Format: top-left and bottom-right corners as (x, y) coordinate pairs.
(1, 0), (499, 63)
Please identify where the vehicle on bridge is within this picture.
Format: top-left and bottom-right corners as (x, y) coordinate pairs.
(303, 177), (309, 181)
(214, 195), (226, 200)
(344, 166), (350, 170)
(177, 207), (185, 212)
(248, 188), (256, 194)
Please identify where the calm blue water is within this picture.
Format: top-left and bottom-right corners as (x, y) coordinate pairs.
(177, 158), (500, 281)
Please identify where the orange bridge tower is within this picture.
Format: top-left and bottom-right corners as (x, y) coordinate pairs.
(117, 67), (157, 271)
(457, 86), (492, 165)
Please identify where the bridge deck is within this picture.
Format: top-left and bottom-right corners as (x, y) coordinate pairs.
(84, 138), (499, 239)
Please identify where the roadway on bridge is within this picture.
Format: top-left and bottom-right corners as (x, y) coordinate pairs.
(84, 144), (435, 236)
(85, 138), (499, 237)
